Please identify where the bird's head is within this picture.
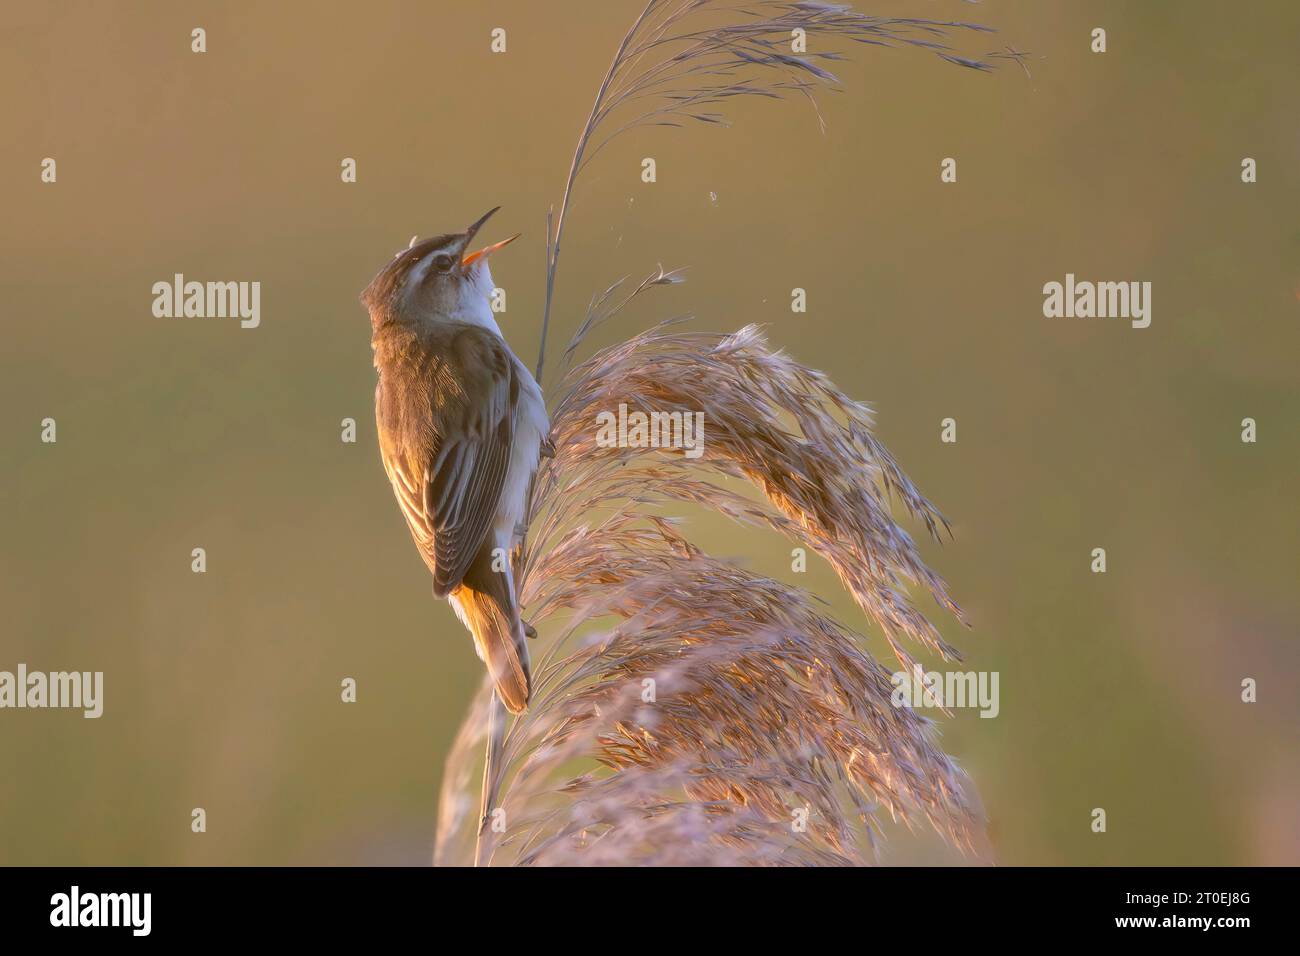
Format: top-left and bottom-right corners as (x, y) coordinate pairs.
(361, 206), (518, 328)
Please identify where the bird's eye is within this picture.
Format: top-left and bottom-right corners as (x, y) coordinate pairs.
(433, 254), (455, 273)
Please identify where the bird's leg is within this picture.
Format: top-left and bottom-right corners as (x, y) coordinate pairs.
(540, 436), (556, 459)
(522, 621), (537, 639)
(510, 525), (527, 581)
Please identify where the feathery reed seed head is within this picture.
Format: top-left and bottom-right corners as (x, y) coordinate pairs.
(437, 327), (979, 866)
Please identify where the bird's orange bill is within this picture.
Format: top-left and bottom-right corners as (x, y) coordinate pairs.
(462, 233), (520, 267)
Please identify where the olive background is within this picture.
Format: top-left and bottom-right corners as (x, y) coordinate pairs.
(1, 0), (1296, 865)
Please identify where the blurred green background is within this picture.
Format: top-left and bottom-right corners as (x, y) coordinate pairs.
(1, 0), (1296, 865)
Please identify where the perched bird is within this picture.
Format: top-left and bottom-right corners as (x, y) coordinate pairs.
(361, 208), (548, 714)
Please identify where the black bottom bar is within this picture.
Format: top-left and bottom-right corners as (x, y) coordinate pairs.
(0, 865), (1284, 942)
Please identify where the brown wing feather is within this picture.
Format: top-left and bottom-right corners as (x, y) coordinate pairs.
(376, 324), (517, 596)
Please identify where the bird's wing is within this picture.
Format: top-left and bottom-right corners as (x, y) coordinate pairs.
(380, 325), (518, 596)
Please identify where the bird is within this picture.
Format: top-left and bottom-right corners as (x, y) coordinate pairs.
(361, 207), (549, 714)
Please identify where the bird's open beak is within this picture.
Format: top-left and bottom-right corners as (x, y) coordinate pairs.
(461, 206), (519, 267)
(462, 233), (519, 267)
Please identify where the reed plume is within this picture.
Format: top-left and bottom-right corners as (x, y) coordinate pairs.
(436, 328), (977, 865)
(437, 0), (1007, 866)
(536, 0), (1000, 385)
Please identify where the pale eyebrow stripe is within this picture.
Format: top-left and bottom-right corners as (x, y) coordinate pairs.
(395, 237), (456, 265)
(399, 238), (461, 289)
(418, 239), (459, 260)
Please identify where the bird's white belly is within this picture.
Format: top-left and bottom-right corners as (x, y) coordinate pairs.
(493, 367), (548, 544)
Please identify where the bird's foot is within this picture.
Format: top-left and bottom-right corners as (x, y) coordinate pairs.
(523, 621), (537, 640)
(540, 437), (556, 459)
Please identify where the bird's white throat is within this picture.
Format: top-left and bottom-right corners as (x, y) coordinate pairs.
(405, 256), (503, 335)
(450, 262), (504, 334)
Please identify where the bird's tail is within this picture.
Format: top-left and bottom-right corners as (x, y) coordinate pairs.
(450, 542), (531, 714)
